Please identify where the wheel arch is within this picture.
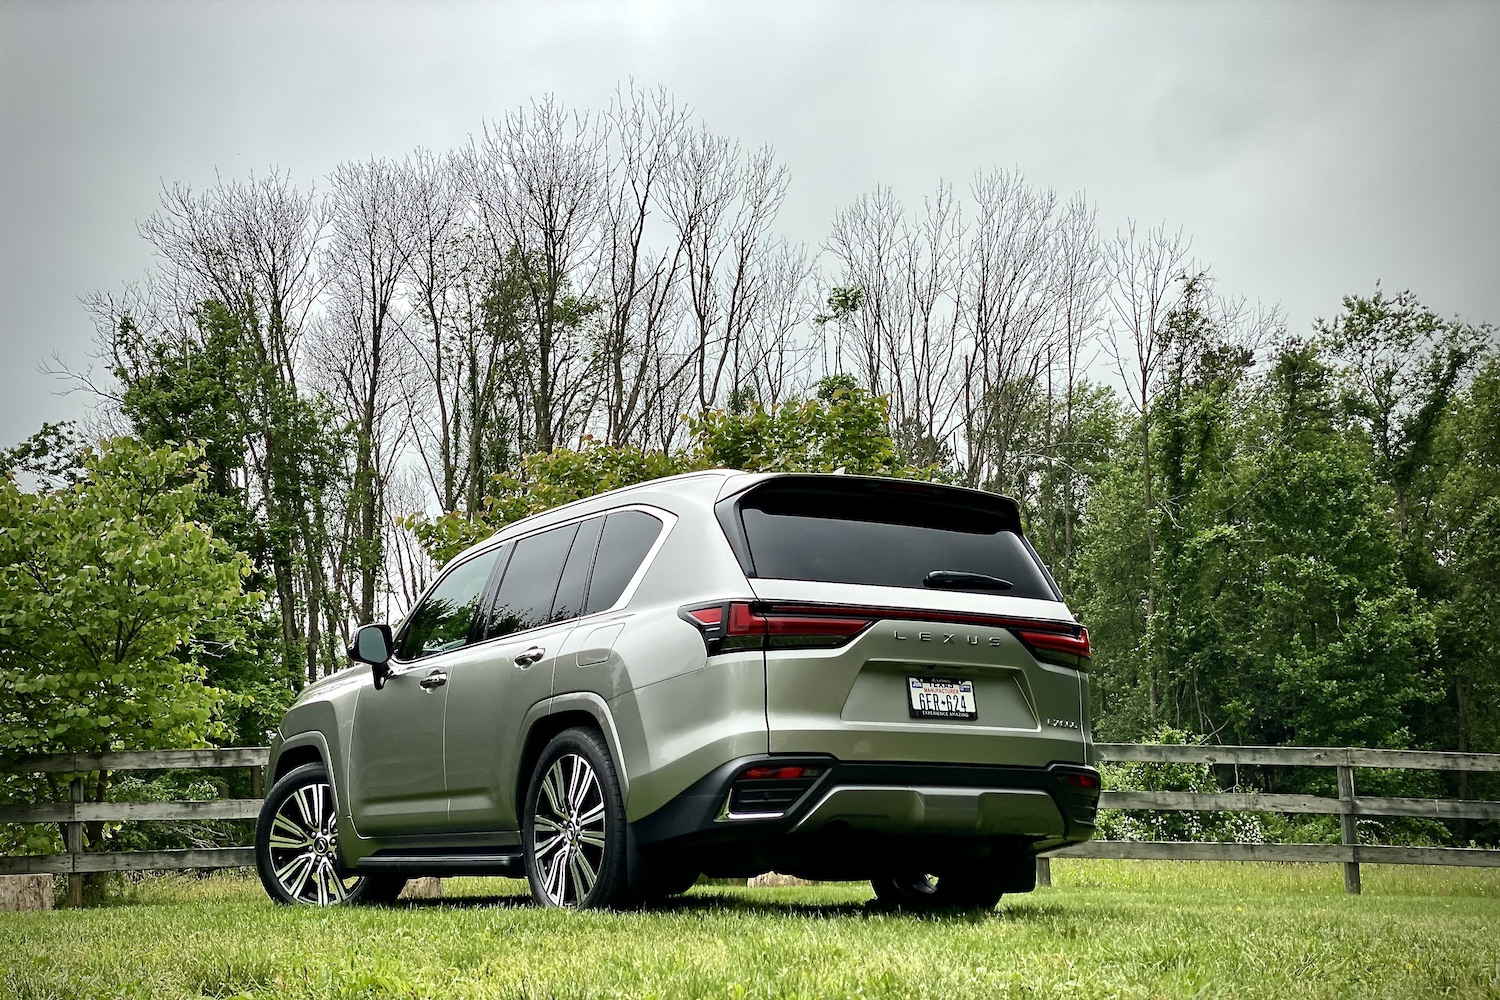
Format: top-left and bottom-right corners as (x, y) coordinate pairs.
(513, 692), (629, 820)
(272, 742), (326, 783)
(269, 733), (342, 815)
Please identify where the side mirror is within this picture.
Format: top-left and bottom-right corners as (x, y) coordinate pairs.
(349, 623), (394, 689)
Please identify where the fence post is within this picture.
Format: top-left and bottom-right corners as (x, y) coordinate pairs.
(65, 776), (84, 908)
(1035, 856), (1052, 888)
(1337, 764), (1361, 895)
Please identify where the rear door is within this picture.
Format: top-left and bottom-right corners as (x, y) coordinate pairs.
(722, 477), (1089, 767)
(443, 519), (598, 832)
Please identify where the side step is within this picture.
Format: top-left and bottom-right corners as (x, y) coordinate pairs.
(354, 848), (525, 878)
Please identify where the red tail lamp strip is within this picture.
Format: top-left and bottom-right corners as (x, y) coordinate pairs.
(679, 600), (1089, 664)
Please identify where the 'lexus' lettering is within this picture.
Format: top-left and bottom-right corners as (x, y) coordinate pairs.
(888, 628), (1005, 649)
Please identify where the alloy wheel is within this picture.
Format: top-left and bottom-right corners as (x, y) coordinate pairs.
(266, 779), (362, 905)
(530, 752), (608, 907)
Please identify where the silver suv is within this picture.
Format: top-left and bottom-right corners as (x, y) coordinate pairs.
(255, 471), (1099, 910)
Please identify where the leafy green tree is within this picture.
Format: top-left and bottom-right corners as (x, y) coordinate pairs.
(114, 300), (347, 690)
(0, 437), (254, 855)
(1430, 358), (1500, 789)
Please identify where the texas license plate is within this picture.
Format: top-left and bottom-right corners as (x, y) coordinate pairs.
(907, 677), (977, 720)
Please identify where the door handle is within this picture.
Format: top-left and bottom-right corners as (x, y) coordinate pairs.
(514, 647), (546, 668)
(419, 670), (448, 690)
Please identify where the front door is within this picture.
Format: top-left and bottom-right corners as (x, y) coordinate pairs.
(346, 545), (504, 837)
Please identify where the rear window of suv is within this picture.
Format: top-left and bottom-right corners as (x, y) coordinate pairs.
(734, 481), (1058, 601)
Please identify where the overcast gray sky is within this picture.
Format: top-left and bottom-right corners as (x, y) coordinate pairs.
(2, 1), (1497, 448)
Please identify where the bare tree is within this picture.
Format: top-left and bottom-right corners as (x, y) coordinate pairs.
(661, 128), (792, 416)
(959, 169), (1059, 490)
(737, 238), (818, 409)
(135, 170), (334, 681)
(1043, 193), (1107, 580)
(314, 157), (420, 626)
(1105, 219), (1193, 713)
(595, 85), (693, 445)
(825, 185), (965, 465)
(467, 97), (607, 452)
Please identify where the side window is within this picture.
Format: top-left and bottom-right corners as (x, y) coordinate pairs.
(585, 510), (664, 614)
(551, 516), (603, 624)
(487, 523), (579, 639)
(395, 548), (504, 661)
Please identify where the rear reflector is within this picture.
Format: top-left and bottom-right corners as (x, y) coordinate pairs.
(1061, 771), (1100, 790)
(739, 765), (822, 781)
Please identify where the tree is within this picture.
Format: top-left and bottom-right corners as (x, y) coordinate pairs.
(1430, 356), (1500, 793)
(0, 437), (253, 854)
(1104, 223), (1193, 707)
(406, 377), (935, 563)
(467, 97), (608, 452)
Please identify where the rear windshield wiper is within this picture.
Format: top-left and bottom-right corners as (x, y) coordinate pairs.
(923, 570), (1014, 591)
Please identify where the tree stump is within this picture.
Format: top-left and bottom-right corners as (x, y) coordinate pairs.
(0, 875), (54, 911)
(398, 877), (443, 900)
(747, 872), (816, 888)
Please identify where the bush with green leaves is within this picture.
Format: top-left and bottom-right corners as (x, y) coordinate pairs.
(0, 436), (255, 857)
(1096, 728), (1267, 844)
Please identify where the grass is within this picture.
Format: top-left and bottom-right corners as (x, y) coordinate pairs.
(2, 862), (1499, 999)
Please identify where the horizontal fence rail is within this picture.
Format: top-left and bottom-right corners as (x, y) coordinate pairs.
(1041, 743), (1500, 893)
(2, 744), (1498, 900)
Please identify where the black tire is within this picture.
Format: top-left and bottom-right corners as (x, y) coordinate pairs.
(255, 762), (406, 906)
(523, 727), (632, 909)
(870, 867), (1006, 912)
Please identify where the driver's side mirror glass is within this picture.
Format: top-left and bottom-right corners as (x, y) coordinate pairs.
(350, 623), (395, 690)
(351, 623), (393, 666)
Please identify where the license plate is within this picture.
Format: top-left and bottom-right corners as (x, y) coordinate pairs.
(907, 677), (977, 720)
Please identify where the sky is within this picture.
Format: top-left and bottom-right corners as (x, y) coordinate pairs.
(2, 1), (1498, 448)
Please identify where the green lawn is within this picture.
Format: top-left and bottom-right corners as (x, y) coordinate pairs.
(3, 862), (1498, 999)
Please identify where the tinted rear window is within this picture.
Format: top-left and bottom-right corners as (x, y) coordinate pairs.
(487, 522), (579, 637)
(738, 486), (1057, 601)
(585, 510), (664, 613)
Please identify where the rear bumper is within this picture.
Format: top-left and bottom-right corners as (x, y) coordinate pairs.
(629, 755), (1098, 878)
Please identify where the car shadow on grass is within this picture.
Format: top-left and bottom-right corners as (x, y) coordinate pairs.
(387, 889), (1112, 925)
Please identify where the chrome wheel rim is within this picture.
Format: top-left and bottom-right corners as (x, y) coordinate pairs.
(268, 780), (361, 905)
(532, 753), (607, 907)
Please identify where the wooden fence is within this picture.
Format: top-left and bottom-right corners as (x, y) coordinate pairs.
(1044, 743), (1500, 893)
(3, 743), (1498, 904)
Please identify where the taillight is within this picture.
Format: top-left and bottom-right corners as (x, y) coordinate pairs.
(1014, 625), (1090, 670)
(679, 600), (1089, 669)
(679, 601), (873, 653)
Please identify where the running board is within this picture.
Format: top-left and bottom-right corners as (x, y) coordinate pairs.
(354, 850), (524, 877)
